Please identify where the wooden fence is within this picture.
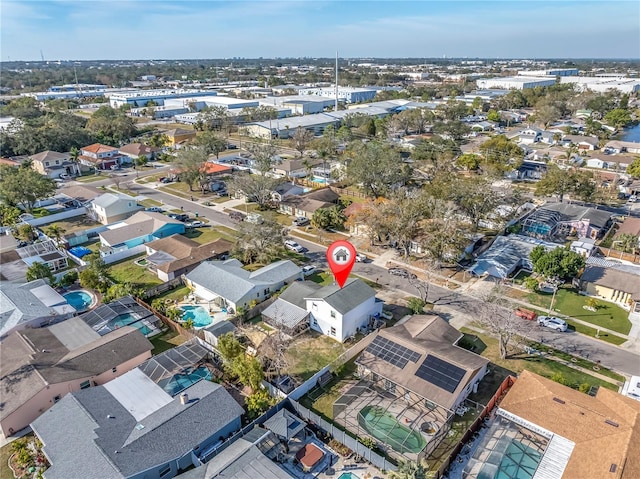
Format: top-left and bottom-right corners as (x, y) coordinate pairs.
(597, 246), (640, 264)
(142, 277), (185, 299)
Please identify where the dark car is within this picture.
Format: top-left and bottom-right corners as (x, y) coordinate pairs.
(388, 268), (416, 279)
(229, 211), (246, 222)
(168, 213), (189, 222)
(227, 143), (238, 150)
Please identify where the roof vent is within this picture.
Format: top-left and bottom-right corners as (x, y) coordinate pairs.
(107, 414), (114, 419)
(552, 397), (565, 404)
(610, 464), (617, 473)
(135, 423), (144, 430)
(605, 419), (619, 427)
(180, 393), (189, 405)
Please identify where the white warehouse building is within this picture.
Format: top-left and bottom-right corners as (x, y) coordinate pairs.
(298, 86), (378, 103)
(108, 89), (218, 108)
(476, 77), (557, 90)
(517, 68), (579, 77)
(559, 76), (640, 94)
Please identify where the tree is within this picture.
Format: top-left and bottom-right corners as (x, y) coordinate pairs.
(14, 223), (37, 242)
(193, 130), (227, 158)
(407, 297), (426, 314)
(311, 205), (346, 231)
(174, 147), (208, 191)
(292, 127), (314, 157)
(246, 389), (275, 418)
(147, 133), (169, 148)
(26, 262), (55, 284)
(389, 459), (430, 479)
(199, 105), (231, 133)
(477, 286), (531, 360)
(456, 153), (481, 171)
(628, 157), (640, 178)
(534, 104), (560, 129)
(531, 246), (585, 281)
(616, 233), (639, 254)
(604, 108), (632, 129)
(0, 165), (56, 212)
(454, 177), (501, 231)
(347, 141), (411, 197)
(0, 204), (21, 226)
(134, 155), (148, 169)
(227, 172), (280, 210)
(420, 209), (469, 267)
(479, 135), (524, 175)
(45, 224), (66, 244)
(535, 165), (576, 202)
(86, 105), (137, 146)
(217, 332), (244, 363)
(69, 146), (81, 176)
(1, 97), (43, 120)
(232, 220), (285, 264)
(486, 109), (501, 122)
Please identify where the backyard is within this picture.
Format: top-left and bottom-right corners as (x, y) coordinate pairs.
(108, 254), (163, 289)
(507, 286), (632, 335)
(149, 329), (188, 355)
(286, 332), (350, 381)
(299, 359), (359, 419)
(48, 216), (102, 235)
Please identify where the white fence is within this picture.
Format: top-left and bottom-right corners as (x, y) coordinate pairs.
(24, 207), (87, 227)
(101, 244), (146, 264)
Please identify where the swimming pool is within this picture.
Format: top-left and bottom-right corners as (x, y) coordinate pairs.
(480, 440), (542, 479)
(179, 305), (213, 328)
(63, 290), (93, 311)
(338, 473), (361, 479)
(159, 366), (212, 396)
(358, 405), (427, 454)
(104, 313), (153, 336)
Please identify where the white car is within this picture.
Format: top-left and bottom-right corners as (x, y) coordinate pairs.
(355, 253), (367, 262)
(59, 173), (71, 180)
(187, 220), (204, 228)
(284, 240), (304, 253)
(537, 316), (568, 332)
(302, 265), (317, 276)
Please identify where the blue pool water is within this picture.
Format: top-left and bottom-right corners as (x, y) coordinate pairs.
(63, 291), (93, 311)
(180, 305), (213, 328)
(106, 313), (153, 336)
(338, 473), (361, 479)
(159, 366), (212, 396)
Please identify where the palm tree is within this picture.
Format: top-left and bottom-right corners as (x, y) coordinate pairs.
(616, 233), (639, 254)
(69, 147), (81, 176)
(45, 225), (66, 244)
(389, 460), (429, 479)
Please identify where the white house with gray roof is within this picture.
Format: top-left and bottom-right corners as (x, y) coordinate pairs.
(262, 278), (382, 342)
(32, 368), (243, 479)
(0, 279), (75, 338)
(184, 259), (302, 312)
(89, 192), (144, 225)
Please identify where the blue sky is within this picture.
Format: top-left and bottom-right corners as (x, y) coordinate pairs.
(2, 1), (639, 60)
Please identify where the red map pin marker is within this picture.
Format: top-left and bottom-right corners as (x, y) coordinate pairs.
(326, 240), (356, 288)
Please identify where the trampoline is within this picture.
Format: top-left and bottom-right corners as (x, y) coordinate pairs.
(358, 405), (427, 454)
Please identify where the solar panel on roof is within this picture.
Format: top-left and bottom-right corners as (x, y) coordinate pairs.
(365, 336), (421, 369)
(415, 355), (465, 393)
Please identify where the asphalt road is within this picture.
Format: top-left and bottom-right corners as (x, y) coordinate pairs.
(79, 172), (640, 377)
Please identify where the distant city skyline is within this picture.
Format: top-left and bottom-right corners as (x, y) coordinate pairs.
(2, 1), (639, 61)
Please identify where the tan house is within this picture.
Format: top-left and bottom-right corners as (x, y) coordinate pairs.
(118, 142), (158, 162)
(29, 151), (73, 178)
(145, 235), (234, 281)
(163, 128), (196, 147)
(79, 143), (124, 170)
(580, 266), (640, 320)
(467, 370), (640, 479)
(279, 188), (339, 218)
(89, 192), (143, 225)
(0, 318), (152, 437)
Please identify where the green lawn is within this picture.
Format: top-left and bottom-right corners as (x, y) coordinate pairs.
(524, 287), (632, 335)
(0, 442), (14, 479)
(300, 360), (358, 420)
(231, 203), (292, 226)
(158, 181), (225, 200)
(138, 198), (162, 207)
(137, 173), (165, 184)
(149, 329), (187, 355)
(110, 186), (139, 197)
(182, 226), (238, 245)
(49, 217), (102, 235)
(286, 332), (349, 381)
(108, 255), (163, 289)
(75, 174), (105, 183)
(460, 328), (621, 391)
(150, 285), (191, 303)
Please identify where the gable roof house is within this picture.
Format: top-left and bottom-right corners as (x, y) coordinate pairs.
(279, 187), (340, 218)
(0, 318), (152, 437)
(517, 128), (542, 144)
(521, 203), (613, 240)
(98, 211), (185, 263)
(464, 370), (640, 479)
(338, 315), (488, 461)
(185, 259), (302, 312)
(604, 140), (640, 154)
(562, 134), (599, 151)
(145, 235), (234, 281)
(585, 153), (632, 172)
(89, 192), (144, 225)
(580, 265), (640, 321)
(29, 151), (74, 178)
(270, 182), (306, 203)
(31, 368), (244, 479)
(262, 279), (383, 342)
(271, 158), (322, 179)
(163, 128), (197, 147)
(0, 279), (76, 337)
(118, 143), (158, 162)
(79, 143), (125, 170)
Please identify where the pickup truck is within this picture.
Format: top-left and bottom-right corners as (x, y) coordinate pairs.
(515, 308), (537, 321)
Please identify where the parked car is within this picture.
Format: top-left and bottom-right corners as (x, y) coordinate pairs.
(388, 268), (416, 279)
(227, 143), (238, 149)
(59, 173), (71, 180)
(245, 213), (264, 224)
(302, 265), (317, 276)
(168, 213), (189, 222)
(186, 220), (204, 228)
(629, 195), (638, 203)
(515, 308), (537, 321)
(284, 240), (304, 253)
(292, 216), (310, 227)
(537, 316), (568, 332)
(355, 253), (367, 263)
(145, 206), (164, 213)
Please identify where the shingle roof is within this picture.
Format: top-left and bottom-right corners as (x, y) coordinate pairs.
(32, 373), (244, 479)
(81, 143), (118, 154)
(146, 236), (234, 274)
(118, 143), (155, 157)
(615, 217), (640, 237)
(499, 371), (640, 479)
(581, 266), (640, 301)
(356, 315), (489, 410)
(29, 150), (68, 163)
(536, 203), (613, 230)
(99, 211), (182, 245)
(307, 278), (376, 314)
(261, 298), (309, 329)
(263, 408), (305, 440)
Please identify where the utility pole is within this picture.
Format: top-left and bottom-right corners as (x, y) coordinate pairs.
(335, 51), (339, 112)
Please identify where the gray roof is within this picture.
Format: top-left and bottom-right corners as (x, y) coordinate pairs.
(99, 211), (182, 245)
(186, 259), (301, 304)
(1, 320), (152, 422)
(263, 408), (305, 440)
(261, 298), (309, 329)
(534, 203), (613, 230)
(581, 266), (640, 301)
(32, 372), (243, 479)
(278, 281), (321, 309)
(0, 279), (75, 337)
(308, 278), (376, 314)
(203, 320), (236, 338)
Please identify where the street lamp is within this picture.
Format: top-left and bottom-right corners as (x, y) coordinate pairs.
(548, 283), (558, 315)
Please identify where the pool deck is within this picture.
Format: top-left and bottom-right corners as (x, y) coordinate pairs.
(176, 299), (230, 328)
(62, 286), (99, 312)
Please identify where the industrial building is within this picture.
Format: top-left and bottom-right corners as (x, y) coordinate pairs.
(298, 86), (378, 103)
(259, 95), (334, 115)
(108, 89), (218, 108)
(517, 68), (579, 77)
(476, 77), (557, 90)
(559, 76), (640, 94)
